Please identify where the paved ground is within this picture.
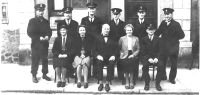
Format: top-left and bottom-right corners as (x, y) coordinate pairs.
(0, 64), (199, 95)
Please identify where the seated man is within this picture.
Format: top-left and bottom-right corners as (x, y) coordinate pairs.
(94, 24), (118, 92)
(73, 25), (92, 88)
(140, 23), (162, 91)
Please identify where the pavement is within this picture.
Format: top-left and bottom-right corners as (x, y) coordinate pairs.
(0, 64), (199, 95)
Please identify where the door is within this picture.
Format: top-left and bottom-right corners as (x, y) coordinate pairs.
(125, 0), (157, 26)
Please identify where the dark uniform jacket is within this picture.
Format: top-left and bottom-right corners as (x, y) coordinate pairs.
(52, 36), (75, 58)
(155, 19), (185, 55)
(132, 19), (149, 40)
(94, 36), (118, 58)
(81, 16), (102, 40)
(109, 19), (125, 42)
(27, 17), (52, 50)
(74, 34), (92, 57)
(141, 35), (160, 61)
(57, 19), (78, 38)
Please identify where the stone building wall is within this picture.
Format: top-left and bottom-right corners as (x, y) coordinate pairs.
(1, 28), (20, 63)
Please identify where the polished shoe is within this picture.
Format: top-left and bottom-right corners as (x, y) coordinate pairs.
(105, 84), (110, 92)
(144, 84), (149, 91)
(57, 81), (62, 87)
(77, 82), (81, 88)
(129, 84), (134, 89)
(42, 75), (51, 81)
(84, 82), (88, 88)
(169, 80), (176, 84)
(98, 84), (104, 91)
(125, 85), (130, 89)
(61, 82), (66, 87)
(32, 76), (38, 83)
(155, 83), (162, 91)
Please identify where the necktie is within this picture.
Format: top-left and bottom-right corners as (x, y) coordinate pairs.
(90, 18), (93, 22)
(62, 37), (66, 50)
(115, 19), (118, 25)
(67, 20), (70, 25)
(149, 36), (153, 41)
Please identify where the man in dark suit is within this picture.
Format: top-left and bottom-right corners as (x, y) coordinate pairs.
(132, 5), (149, 81)
(81, 2), (103, 78)
(27, 3), (52, 83)
(81, 2), (103, 41)
(141, 23), (163, 91)
(109, 8), (125, 83)
(57, 7), (78, 77)
(155, 8), (185, 84)
(57, 7), (78, 39)
(94, 24), (118, 92)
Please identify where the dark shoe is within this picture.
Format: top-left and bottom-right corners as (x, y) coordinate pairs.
(77, 82), (81, 88)
(98, 84), (104, 91)
(155, 82), (162, 91)
(42, 75), (51, 81)
(57, 81), (62, 87)
(84, 82), (88, 88)
(61, 82), (66, 87)
(125, 85), (130, 89)
(144, 84), (149, 91)
(129, 84), (134, 89)
(32, 76), (38, 83)
(105, 84), (110, 92)
(169, 80), (176, 84)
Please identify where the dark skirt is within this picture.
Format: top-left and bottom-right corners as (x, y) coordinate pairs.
(53, 57), (73, 69)
(119, 57), (137, 73)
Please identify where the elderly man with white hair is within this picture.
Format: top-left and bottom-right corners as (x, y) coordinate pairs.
(93, 24), (118, 92)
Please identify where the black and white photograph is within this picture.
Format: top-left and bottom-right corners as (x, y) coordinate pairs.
(0, 0), (199, 95)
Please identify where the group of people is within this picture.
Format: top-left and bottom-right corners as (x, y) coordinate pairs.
(27, 2), (185, 92)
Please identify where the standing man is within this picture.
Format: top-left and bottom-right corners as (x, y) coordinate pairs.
(132, 5), (149, 81)
(57, 7), (78, 39)
(94, 24), (118, 92)
(155, 8), (185, 84)
(81, 2), (102, 41)
(27, 3), (52, 83)
(109, 8), (125, 83)
(81, 2), (103, 78)
(57, 7), (78, 78)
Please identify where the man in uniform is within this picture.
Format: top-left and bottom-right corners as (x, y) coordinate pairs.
(81, 2), (102, 41)
(109, 8), (125, 83)
(132, 5), (149, 82)
(81, 2), (103, 78)
(155, 8), (185, 84)
(27, 3), (52, 83)
(57, 7), (78, 39)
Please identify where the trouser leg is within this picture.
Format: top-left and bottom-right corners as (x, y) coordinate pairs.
(142, 62), (150, 82)
(96, 59), (103, 81)
(107, 61), (115, 81)
(31, 48), (40, 76)
(169, 54), (178, 81)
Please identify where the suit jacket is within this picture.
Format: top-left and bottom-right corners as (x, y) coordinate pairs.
(109, 19), (126, 42)
(155, 19), (185, 54)
(119, 35), (140, 59)
(81, 16), (102, 40)
(52, 36), (75, 58)
(27, 17), (52, 49)
(132, 19), (149, 40)
(57, 19), (78, 38)
(94, 36), (118, 58)
(74, 35), (92, 57)
(140, 35), (160, 61)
